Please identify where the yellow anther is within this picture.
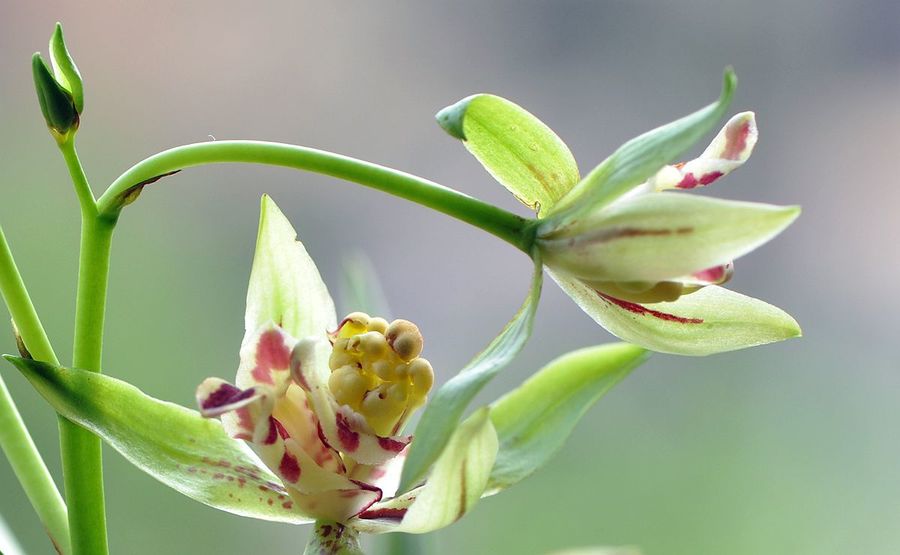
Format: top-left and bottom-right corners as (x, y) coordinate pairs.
(336, 312), (370, 339)
(366, 317), (389, 334)
(407, 358), (434, 397)
(386, 319), (423, 361)
(327, 312), (435, 436)
(329, 365), (372, 408)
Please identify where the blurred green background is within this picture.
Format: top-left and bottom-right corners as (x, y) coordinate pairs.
(1, 1), (898, 554)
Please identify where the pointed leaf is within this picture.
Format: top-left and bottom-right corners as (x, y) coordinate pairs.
(3, 356), (313, 523)
(437, 94), (579, 215)
(397, 260), (542, 493)
(245, 195), (336, 345)
(550, 274), (801, 355)
(540, 193), (801, 282)
(486, 343), (647, 493)
(546, 69), (737, 219)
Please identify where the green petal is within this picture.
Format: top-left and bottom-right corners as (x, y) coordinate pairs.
(550, 273), (801, 356)
(437, 94), (579, 216)
(398, 408), (497, 533)
(398, 259), (543, 493)
(487, 343), (648, 493)
(540, 193), (801, 282)
(246, 195), (336, 340)
(3, 356), (314, 524)
(49, 23), (84, 114)
(546, 69), (736, 220)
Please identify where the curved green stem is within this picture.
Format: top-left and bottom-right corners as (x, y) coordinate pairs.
(0, 226), (70, 554)
(96, 141), (534, 253)
(59, 141), (110, 555)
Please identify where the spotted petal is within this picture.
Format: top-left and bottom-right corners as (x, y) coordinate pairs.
(650, 112), (758, 191)
(551, 271), (801, 356)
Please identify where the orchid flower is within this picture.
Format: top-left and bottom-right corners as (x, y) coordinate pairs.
(436, 70), (801, 355)
(5, 194), (648, 554)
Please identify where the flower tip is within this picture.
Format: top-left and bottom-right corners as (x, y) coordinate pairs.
(435, 95), (477, 141)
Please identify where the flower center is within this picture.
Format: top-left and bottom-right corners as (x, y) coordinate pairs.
(327, 312), (434, 436)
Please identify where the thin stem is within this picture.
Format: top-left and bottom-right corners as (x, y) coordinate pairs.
(62, 140), (111, 555)
(59, 141), (96, 217)
(0, 226), (70, 554)
(96, 141), (534, 253)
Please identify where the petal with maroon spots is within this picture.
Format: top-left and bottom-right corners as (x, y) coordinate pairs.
(236, 324), (297, 391)
(272, 384), (344, 474)
(649, 112), (757, 191)
(550, 270), (800, 356)
(291, 337), (412, 465)
(197, 379), (276, 444)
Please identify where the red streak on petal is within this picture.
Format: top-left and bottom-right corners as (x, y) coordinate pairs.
(263, 417), (279, 445)
(377, 436), (408, 453)
(274, 418), (291, 440)
(676, 173), (699, 189)
(357, 507), (407, 521)
(279, 452), (301, 483)
(597, 292), (703, 324)
(698, 171), (724, 186)
(336, 413), (360, 452)
(723, 120), (751, 160)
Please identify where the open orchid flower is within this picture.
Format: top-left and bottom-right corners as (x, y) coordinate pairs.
(436, 70), (801, 355)
(4, 193), (648, 554)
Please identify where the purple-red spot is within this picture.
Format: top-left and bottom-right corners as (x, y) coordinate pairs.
(699, 171), (724, 186)
(597, 292), (704, 324)
(251, 329), (292, 384)
(279, 452), (301, 483)
(358, 507), (408, 521)
(201, 383), (254, 410)
(723, 120), (751, 160)
(263, 417), (278, 445)
(282, 501), (294, 509)
(336, 414), (360, 452)
(377, 436), (407, 453)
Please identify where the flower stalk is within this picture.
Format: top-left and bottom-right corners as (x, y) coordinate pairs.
(96, 141), (536, 254)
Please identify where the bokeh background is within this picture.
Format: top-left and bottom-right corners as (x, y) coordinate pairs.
(1, 1), (898, 554)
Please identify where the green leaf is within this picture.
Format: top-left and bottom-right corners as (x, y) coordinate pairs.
(49, 23), (84, 114)
(398, 259), (543, 493)
(31, 53), (77, 136)
(303, 521), (363, 555)
(437, 94), (579, 216)
(246, 195), (336, 342)
(539, 193), (801, 282)
(338, 252), (391, 319)
(3, 356), (313, 524)
(546, 68), (737, 219)
(550, 274), (801, 356)
(487, 343), (647, 493)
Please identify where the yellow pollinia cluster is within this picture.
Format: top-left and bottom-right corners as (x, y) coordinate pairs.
(327, 312), (434, 436)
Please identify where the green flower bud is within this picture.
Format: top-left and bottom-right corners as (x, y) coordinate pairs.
(49, 23), (84, 114)
(32, 53), (78, 139)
